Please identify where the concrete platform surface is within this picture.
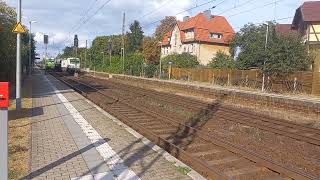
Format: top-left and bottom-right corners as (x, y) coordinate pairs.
(25, 70), (204, 180)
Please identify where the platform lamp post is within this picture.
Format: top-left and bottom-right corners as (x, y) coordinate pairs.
(28, 20), (37, 76)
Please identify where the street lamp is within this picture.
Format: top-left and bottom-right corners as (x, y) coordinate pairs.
(28, 20), (37, 75)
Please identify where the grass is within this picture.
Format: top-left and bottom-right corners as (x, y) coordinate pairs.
(8, 77), (32, 180)
(176, 166), (191, 175)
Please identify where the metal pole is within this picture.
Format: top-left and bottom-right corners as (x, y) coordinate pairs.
(262, 24), (269, 92)
(121, 12), (125, 74)
(85, 40), (87, 69)
(28, 21), (32, 76)
(159, 43), (162, 79)
(0, 108), (8, 180)
(16, 0), (22, 110)
(109, 47), (112, 66)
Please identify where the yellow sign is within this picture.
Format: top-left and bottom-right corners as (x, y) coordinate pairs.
(12, 22), (26, 33)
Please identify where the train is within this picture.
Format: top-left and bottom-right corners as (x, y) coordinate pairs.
(44, 57), (80, 74)
(61, 57), (80, 73)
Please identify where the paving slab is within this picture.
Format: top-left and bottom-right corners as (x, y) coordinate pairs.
(26, 69), (202, 180)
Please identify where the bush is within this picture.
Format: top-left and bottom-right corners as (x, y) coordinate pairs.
(208, 51), (235, 69)
(161, 53), (199, 70)
(144, 64), (157, 78)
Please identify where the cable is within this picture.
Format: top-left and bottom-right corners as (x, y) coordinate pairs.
(142, 0), (222, 28)
(227, 0), (286, 18)
(217, 0), (255, 15)
(69, 0), (100, 33)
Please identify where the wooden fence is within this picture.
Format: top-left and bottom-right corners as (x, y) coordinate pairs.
(171, 68), (320, 95)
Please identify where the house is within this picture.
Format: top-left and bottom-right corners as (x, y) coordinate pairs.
(160, 10), (235, 65)
(276, 1), (320, 50)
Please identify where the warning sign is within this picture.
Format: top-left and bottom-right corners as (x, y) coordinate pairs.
(12, 22), (26, 33)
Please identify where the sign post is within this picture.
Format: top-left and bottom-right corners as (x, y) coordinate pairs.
(0, 82), (9, 180)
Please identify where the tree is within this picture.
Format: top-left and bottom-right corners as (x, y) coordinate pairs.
(230, 22), (312, 75)
(154, 16), (176, 41)
(265, 33), (312, 74)
(127, 20), (144, 53)
(143, 36), (160, 64)
(162, 53), (199, 70)
(208, 51), (235, 69)
(0, 1), (35, 81)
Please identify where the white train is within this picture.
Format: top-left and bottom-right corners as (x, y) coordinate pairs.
(61, 58), (80, 73)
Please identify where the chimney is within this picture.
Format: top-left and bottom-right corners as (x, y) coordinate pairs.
(203, 10), (211, 20)
(183, 16), (189, 22)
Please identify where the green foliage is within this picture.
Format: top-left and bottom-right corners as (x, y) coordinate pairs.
(208, 51), (235, 69)
(0, 2), (36, 81)
(265, 33), (312, 74)
(127, 20), (144, 53)
(230, 22), (312, 74)
(144, 64), (157, 78)
(162, 53), (199, 70)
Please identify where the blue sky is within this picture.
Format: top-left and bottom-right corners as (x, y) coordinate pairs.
(5, 0), (310, 58)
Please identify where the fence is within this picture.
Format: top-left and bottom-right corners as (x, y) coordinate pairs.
(171, 68), (320, 95)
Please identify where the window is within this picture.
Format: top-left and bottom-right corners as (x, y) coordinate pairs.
(210, 33), (222, 39)
(184, 29), (194, 39)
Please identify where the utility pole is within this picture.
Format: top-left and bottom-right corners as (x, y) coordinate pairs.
(108, 38), (112, 66)
(85, 40), (87, 69)
(159, 42), (162, 79)
(16, 0), (22, 110)
(121, 12), (125, 74)
(262, 23), (269, 92)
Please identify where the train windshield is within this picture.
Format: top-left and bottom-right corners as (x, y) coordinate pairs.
(70, 58), (80, 64)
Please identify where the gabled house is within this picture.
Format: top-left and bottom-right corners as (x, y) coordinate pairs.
(276, 1), (320, 50)
(161, 10), (235, 65)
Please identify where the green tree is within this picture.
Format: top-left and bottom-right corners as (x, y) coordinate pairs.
(162, 53), (199, 70)
(0, 1), (35, 81)
(143, 36), (160, 64)
(154, 16), (176, 41)
(127, 20), (144, 53)
(230, 22), (312, 74)
(208, 51), (235, 69)
(265, 33), (312, 74)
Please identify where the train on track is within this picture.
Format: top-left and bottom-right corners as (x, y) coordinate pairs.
(44, 57), (80, 74)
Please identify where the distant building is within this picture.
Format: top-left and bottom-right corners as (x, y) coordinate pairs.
(276, 1), (320, 50)
(160, 10), (235, 65)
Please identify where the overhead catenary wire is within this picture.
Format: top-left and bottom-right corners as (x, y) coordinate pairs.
(142, 0), (225, 28)
(227, 0), (286, 18)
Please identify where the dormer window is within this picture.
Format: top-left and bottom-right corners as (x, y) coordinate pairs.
(185, 29), (194, 39)
(210, 33), (222, 39)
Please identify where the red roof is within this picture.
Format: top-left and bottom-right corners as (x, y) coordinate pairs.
(275, 24), (297, 34)
(293, 1), (320, 26)
(162, 13), (235, 46)
(300, 1), (320, 22)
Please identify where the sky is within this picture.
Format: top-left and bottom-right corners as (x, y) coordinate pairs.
(5, 0), (310, 58)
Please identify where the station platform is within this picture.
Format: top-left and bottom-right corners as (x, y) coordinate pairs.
(26, 70), (204, 180)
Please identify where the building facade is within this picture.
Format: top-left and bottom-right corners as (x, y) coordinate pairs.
(161, 10), (235, 65)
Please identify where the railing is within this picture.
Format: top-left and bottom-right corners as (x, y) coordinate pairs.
(171, 68), (320, 95)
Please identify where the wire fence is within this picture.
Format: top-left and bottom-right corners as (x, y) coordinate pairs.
(171, 68), (320, 96)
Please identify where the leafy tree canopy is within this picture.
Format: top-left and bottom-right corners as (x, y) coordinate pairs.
(143, 36), (160, 65)
(154, 16), (176, 41)
(230, 22), (313, 74)
(127, 20), (144, 53)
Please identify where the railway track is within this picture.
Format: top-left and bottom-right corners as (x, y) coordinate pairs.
(51, 72), (318, 180)
(80, 75), (320, 146)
